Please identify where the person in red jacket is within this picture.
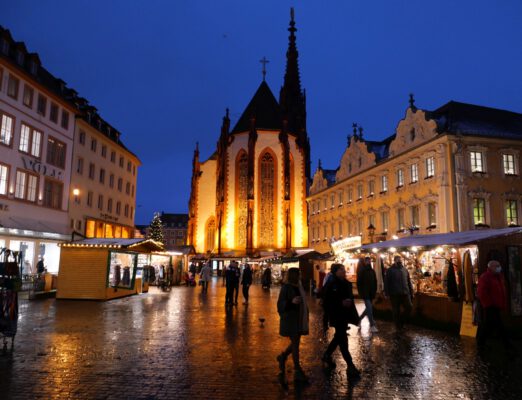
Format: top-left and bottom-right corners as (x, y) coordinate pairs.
(476, 260), (511, 351)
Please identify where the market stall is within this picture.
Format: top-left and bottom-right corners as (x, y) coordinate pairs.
(56, 238), (164, 300)
(360, 227), (522, 330)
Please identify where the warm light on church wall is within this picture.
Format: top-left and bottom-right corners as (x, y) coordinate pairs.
(289, 137), (307, 247)
(194, 158), (217, 253)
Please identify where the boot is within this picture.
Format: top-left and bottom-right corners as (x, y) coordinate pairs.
(294, 367), (309, 383)
(321, 354), (336, 369)
(276, 352), (287, 373)
(347, 361), (361, 379)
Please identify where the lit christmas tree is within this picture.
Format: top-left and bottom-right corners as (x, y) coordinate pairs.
(148, 212), (164, 245)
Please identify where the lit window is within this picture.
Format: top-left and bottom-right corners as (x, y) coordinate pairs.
(368, 180), (375, 195)
(428, 203), (437, 226)
(14, 171), (26, 199)
(381, 212), (389, 232)
(506, 200), (518, 225)
(348, 188), (353, 203)
(397, 208), (405, 230)
(411, 205), (420, 227)
(473, 198), (486, 225)
(410, 163), (418, 183)
(1, 113), (14, 146)
(381, 175), (388, 192)
(397, 169), (404, 187)
(503, 154), (516, 175)
(19, 124), (41, 157)
(470, 151), (484, 173)
(0, 164), (9, 195)
(357, 183), (363, 199)
(22, 84), (34, 108)
(426, 157), (435, 178)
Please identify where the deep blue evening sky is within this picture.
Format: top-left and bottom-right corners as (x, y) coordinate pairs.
(3, 1), (522, 224)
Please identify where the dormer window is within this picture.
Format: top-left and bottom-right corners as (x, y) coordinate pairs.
(29, 61), (38, 75)
(410, 128), (416, 142)
(1, 39), (9, 55)
(16, 51), (24, 66)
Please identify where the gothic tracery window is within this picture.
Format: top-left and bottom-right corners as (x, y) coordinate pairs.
(205, 218), (216, 252)
(237, 152), (248, 248)
(259, 152), (275, 247)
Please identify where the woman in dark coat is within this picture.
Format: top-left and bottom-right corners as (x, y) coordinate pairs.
(322, 263), (361, 378)
(276, 268), (309, 385)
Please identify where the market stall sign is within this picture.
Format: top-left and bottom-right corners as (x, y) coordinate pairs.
(459, 302), (477, 337)
(330, 236), (362, 255)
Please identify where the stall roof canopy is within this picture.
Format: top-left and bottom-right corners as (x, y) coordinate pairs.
(361, 227), (522, 251)
(61, 238), (165, 252)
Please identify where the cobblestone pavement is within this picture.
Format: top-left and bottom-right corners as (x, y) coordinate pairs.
(1, 279), (521, 400)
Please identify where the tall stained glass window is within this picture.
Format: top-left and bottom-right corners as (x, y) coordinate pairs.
(237, 152), (248, 248)
(259, 152), (275, 247)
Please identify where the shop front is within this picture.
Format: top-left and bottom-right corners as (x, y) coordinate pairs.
(56, 238), (164, 300)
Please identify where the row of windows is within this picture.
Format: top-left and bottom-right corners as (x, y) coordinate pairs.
(1, 110), (67, 169)
(0, 162), (63, 209)
(76, 191), (134, 219)
(472, 198), (521, 226)
(310, 203), (437, 241)
(76, 157), (135, 197)
(78, 130), (136, 176)
(312, 157), (436, 213)
(0, 67), (70, 130)
(469, 151), (518, 175)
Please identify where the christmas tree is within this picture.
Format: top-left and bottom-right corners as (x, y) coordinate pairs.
(148, 212), (164, 245)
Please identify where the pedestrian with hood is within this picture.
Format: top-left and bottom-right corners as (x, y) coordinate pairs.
(477, 260), (514, 352)
(199, 261), (212, 293)
(321, 263), (361, 379)
(384, 255), (413, 330)
(241, 263), (253, 304)
(357, 256), (378, 333)
(276, 268), (309, 386)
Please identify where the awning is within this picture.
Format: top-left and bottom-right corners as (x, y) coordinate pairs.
(360, 227), (522, 251)
(0, 216), (70, 241)
(60, 238), (165, 252)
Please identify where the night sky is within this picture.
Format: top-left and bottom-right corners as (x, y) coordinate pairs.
(3, 1), (522, 224)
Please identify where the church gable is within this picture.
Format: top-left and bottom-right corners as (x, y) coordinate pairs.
(388, 108), (438, 158)
(336, 136), (376, 182)
(310, 168), (329, 194)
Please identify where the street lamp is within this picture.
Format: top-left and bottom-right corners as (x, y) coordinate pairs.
(72, 188), (80, 204)
(367, 223), (376, 243)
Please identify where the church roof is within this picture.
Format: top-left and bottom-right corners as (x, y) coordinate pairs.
(429, 101), (522, 139)
(231, 81), (282, 134)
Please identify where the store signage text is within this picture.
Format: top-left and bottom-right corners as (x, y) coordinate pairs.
(330, 236), (362, 254)
(100, 213), (119, 222)
(0, 203), (9, 212)
(21, 156), (64, 181)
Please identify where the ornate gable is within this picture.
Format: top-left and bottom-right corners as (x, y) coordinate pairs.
(388, 108), (438, 158)
(310, 168), (328, 195)
(336, 136), (376, 182)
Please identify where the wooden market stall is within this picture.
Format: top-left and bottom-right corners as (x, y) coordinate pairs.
(56, 238), (164, 300)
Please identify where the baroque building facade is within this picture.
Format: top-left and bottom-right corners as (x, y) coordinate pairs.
(309, 99), (522, 253)
(188, 11), (310, 256)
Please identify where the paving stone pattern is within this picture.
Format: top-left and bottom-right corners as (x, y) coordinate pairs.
(0, 279), (521, 399)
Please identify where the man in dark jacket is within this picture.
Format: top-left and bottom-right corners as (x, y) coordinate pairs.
(321, 263), (361, 378)
(384, 255), (413, 330)
(225, 261), (240, 305)
(357, 256), (378, 333)
(241, 264), (253, 304)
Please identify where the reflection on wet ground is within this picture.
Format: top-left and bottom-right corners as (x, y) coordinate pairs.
(1, 278), (521, 399)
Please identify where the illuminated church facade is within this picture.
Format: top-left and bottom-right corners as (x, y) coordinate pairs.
(187, 11), (310, 256)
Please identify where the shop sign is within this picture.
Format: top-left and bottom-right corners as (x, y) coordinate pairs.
(21, 156), (63, 181)
(100, 213), (119, 222)
(0, 203), (9, 211)
(330, 236), (362, 254)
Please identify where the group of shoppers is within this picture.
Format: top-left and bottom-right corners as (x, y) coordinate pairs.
(198, 261), (254, 305)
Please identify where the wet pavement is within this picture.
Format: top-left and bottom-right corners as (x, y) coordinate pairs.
(1, 279), (521, 400)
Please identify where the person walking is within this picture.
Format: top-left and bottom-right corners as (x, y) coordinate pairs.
(262, 266), (272, 289)
(199, 262), (212, 293)
(276, 268), (309, 386)
(476, 260), (513, 352)
(225, 261), (240, 305)
(321, 263), (361, 379)
(319, 264), (335, 333)
(241, 263), (253, 304)
(384, 255), (413, 330)
(357, 256), (378, 333)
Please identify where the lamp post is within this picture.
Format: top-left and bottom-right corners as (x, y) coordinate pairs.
(367, 223), (376, 244)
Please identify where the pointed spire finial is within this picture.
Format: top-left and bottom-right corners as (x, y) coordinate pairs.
(290, 7), (295, 22)
(352, 122), (358, 136)
(195, 141), (199, 152)
(409, 93), (415, 109)
(318, 159), (322, 170)
(226, 108), (229, 118)
(260, 56), (269, 81)
(358, 126), (364, 140)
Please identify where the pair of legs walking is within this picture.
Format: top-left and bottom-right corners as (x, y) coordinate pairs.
(390, 295), (412, 329)
(359, 298), (378, 332)
(323, 324), (359, 377)
(242, 284), (250, 303)
(225, 283), (239, 304)
(201, 280), (208, 293)
(277, 335), (307, 383)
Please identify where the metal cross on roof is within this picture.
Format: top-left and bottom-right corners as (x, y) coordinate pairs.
(260, 56), (269, 81)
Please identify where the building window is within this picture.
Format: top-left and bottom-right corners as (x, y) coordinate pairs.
(1, 113), (14, 146)
(470, 151), (484, 173)
(330, 194), (335, 208)
(357, 183), (363, 199)
(381, 211), (389, 232)
(411, 205), (420, 227)
(338, 221), (343, 236)
(131, 184), (135, 197)
(91, 138), (97, 152)
(124, 204), (129, 217)
(37, 94), (47, 116)
(43, 178), (63, 209)
(110, 151), (116, 163)
(108, 198), (113, 213)
(338, 191), (343, 205)
(118, 178), (123, 192)
(109, 174), (114, 188)
(410, 163), (418, 183)
(348, 188), (353, 203)
(77, 157), (84, 175)
(88, 163), (95, 180)
(98, 194), (104, 210)
(397, 169), (404, 187)
(126, 182), (130, 195)
(78, 131), (85, 145)
(46, 137), (66, 169)
(7, 74), (19, 99)
(116, 201), (121, 215)
(50, 103), (59, 123)
(19, 124), (42, 157)
(132, 165), (136, 176)
(61, 111), (69, 129)
(87, 191), (93, 207)
(127, 161), (132, 172)
(368, 180), (375, 196)
(259, 152), (276, 247)
(381, 175), (388, 192)
(101, 145), (107, 158)
(397, 208), (405, 230)
(506, 200), (518, 226)
(15, 170), (38, 202)
(426, 157), (435, 178)
(503, 154), (516, 175)
(428, 203), (437, 227)
(205, 219), (216, 252)
(99, 169), (105, 184)
(22, 84), (34, 108)
(472, 198), (486, 225)
(357, 217), (363, 235)
(0, 164), (9, 195)
(368, 214), (376, 228)
(119, 156), (124, 168)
